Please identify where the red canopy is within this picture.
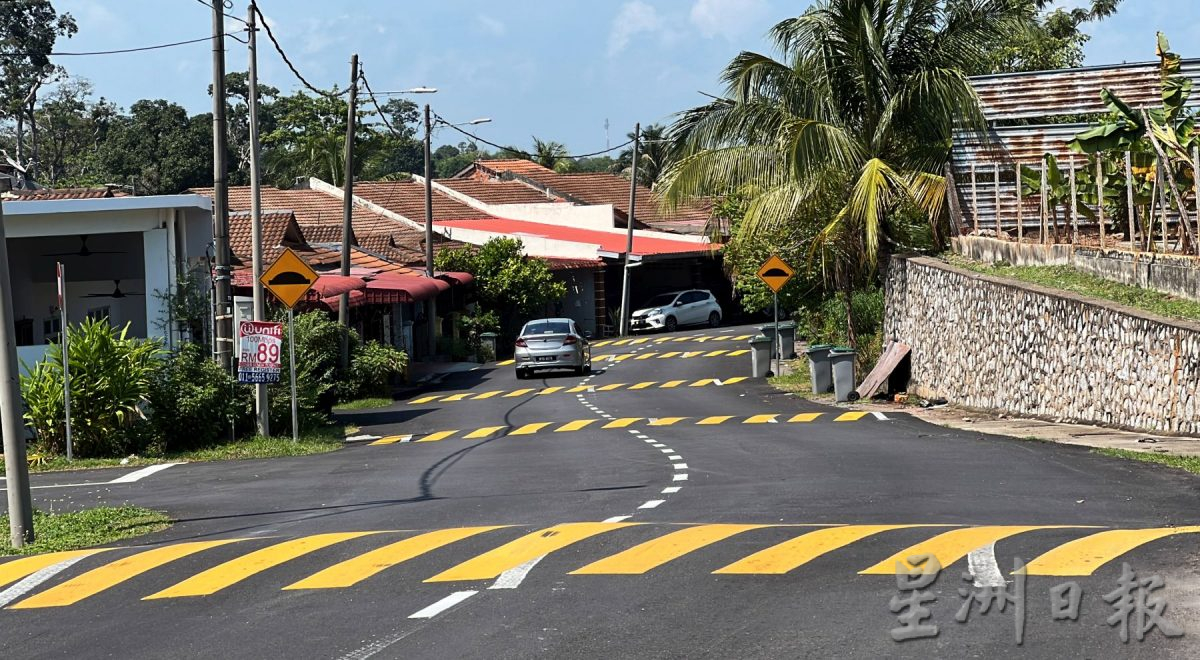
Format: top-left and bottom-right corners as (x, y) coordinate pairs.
(364, 274), (450, 304)
(309, 275), (367, 298)
(436, 271), (475, 286)
(321, 289), (366, 311)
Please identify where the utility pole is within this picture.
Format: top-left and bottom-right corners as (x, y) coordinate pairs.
(618, 123), (640, 337)
(423, 103), (438, 358)
(339, 54), (358, 371)
(0, 198), (34, 547)
(211, 0), (233, 371)
(247, 2), (268, 436)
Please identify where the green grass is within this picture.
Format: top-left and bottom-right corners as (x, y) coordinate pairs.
(945, 254), (1200, 322)
(2, 426), (345, 476)
(1093, 448), (1200, 475)
(1, 506), (171, 556)
(767, 359), (812, 394)
(332, 397), (394, 411)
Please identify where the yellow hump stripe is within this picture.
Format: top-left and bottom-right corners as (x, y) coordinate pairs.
(0, 549), (112, 590)
(1023, 526), (1200, 576)
(284, 527), (507, 590)
(571, 524), (771, 575)
(145, 533), (380, 599)
(426, 522), (638, 582)
(858, 526), (1089, 575)
(715, 525), (951, 575)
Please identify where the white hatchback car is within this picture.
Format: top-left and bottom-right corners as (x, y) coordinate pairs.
(630, 289), (722, 333)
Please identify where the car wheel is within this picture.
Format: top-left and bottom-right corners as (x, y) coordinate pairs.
(516, 368), (528, 380)
(583, 363), (592, 375)
(574, 365), (585, 376)
(665, 316), (678, 332)
(708, 312), (720, 328)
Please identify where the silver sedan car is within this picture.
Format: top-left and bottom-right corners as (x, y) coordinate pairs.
(514, 318), (592, 379)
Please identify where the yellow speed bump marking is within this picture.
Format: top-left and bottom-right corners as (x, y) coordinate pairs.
(613, 354), (635, 362)
(441, 393), (472, 402)
(714, 525), (951, 575)
(472, 390), (503, 400)
(744, 414), (778, 424)
(728, 349), (750, 356)
(537, 387), (564, 395)
(496, 359), (515, 366)
(724, 377), (747, 384)
(284, 527), (509, 590)
(11, 540), (245, 609)
(1023, 526), (1200, 576)
(835, 412), (868, 422)
(464, 426), (507, 440)
(703, 350), (728, 357)
(603, 418), (642, 429)
(556, 419), (597, 432)
(788, 413), (823, 423)
(689, 379), (715, 387)
(571, 524), (771, 575)
(681, 351), (704, 358)
(0, 549), (112, 590)
(660, 380), (686, 388)
(504, 388), (535, 397)
(145, 533), (380, 599)
(858, 526), (1089, 575)
(649, 417), (688, 426)
(635, 353), (658, 360)
(629, 381), (657, 390)
(567, 385), (591, 393)
(597, 383), (624, 391)
(426, 522), (638, 582)
(658, 351), (681, 359)
(409, 395), (440, 404)
(369, 435), (410, 445)
(417, 430), (458, 443)
(510, 422), (552, 436)
(698, 416), (734, 425)
(592, 340), (614, 347)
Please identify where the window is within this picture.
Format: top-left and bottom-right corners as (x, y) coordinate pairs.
(643, 293), (679, 308)
(681, 291), (704, 304)
(523, 321), (571, 335)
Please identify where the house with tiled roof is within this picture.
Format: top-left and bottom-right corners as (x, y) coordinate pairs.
(191, 184), (474, 360)
(1, 185), (212, 370)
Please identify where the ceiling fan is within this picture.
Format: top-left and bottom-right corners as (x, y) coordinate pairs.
(82, 281), (144, 299)
(42, 235), (127, 258)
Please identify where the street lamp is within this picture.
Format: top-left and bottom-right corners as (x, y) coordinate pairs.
(422, 107), (492, 358)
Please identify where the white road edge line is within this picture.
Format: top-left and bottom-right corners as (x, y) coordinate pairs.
(346, 434), (381, 442)
(489, 555), (545, 590)
(638, 500), (665, 509)
(872, 411), (890, 420)
(108, 462), (184, 484)
(0, 555), (94, 607)
(603, 515), (632, 523)
(408, 591), (479, 619)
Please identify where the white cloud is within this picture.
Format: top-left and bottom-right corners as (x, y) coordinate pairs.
(608, 1), (664, 57)
(689, 0), (769, 40)
(475, 14), (507, 37)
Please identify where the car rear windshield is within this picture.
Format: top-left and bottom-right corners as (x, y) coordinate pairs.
(523, 321), (571, 335)
(643, 293), (678, 308)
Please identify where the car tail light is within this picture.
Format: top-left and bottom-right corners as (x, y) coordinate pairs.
(562, 335), (578, 345)
(515, 338), (527, 348)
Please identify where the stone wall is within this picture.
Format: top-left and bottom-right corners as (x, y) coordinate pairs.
(885, 255), (1200, 435)
(953, 236), (1200, 302)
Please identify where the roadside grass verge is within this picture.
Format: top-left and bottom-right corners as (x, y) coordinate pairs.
(1093, 448), (1200, 476)
(945, 254), (1200, 322)
(1, 506), (171, 556)
(2, 425), (345, 476)
(332, 397), (394, 411)
(767, 359), (812, 394)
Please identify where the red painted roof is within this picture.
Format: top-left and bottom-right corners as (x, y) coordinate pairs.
(436, 218), (715, 257)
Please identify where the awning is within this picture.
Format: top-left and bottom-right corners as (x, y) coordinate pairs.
(309, 274), (367, 298)
(364, 274), (450, 304)
(322, 289), (366, 311)
(436, 271), (474, 286)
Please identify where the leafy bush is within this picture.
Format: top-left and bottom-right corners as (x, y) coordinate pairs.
(21, 319), (162, 457)
(435, 238), (566, 338)
(794, 287), (885, 370)
(145, 343), (252, 453)
(345, 341), (407, 400)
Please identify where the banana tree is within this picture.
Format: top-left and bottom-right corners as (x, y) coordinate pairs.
(1069, 33), (1198, 252)
(1019, 154), (1097, 243)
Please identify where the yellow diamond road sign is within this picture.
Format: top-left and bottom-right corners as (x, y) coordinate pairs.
(261, 247), (318, 309)
(757, 255), (795, 294)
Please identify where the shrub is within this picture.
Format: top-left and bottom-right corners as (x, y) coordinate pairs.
(794, 287), (885, 371)
(345, 341), (407, 400)
(20, 319), (162, 457)
(145, 343), (252, 453)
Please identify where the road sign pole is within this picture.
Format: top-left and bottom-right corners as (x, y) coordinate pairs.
(58, 262), (72, 461)
(773, 291), (780, 377)
(288, 307), (298, 443)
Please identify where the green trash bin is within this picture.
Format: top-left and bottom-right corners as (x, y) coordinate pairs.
(829, 346), (858, 402)
(805, 344), (834, 393)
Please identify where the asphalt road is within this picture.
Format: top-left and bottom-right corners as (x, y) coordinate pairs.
(2, 323), (1199, 659)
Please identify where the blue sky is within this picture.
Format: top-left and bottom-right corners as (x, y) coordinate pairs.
(50, 0), (1200, 153)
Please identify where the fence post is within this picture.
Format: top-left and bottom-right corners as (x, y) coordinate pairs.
(1016, 163), (1023, 243)
(1097, 155), (1105, 250)
(1040, 164), (1048, 245)
(970, 162), (978, 234)
(1193, 146), (1199, 254)
(1125, 151), (1137, 253)
(1069, 161), (1079, 245)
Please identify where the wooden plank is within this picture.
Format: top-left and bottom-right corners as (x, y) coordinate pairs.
(854, 341), (911, 401)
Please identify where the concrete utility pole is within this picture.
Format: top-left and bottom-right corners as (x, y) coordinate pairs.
(211, 0), (233, 371)
(339, 54), (358, 370)
(0, 198), (34, 547)
(618, 123), (640, 337)
(423, 103), (438, 358)
(247, 2), (268, 436)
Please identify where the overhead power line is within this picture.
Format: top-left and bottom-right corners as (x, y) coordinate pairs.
(252, 2), (349, 99)
(358, 65), (402, 139)
(432, 111), (635, 161)
(0, 35), (218, 57)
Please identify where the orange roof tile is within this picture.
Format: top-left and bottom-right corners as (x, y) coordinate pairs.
(435, 178), (561, 205)
(351, 180), (492, 223)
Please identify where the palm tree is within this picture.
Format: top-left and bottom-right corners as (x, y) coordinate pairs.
(661, 0), (1031, 281)
(530, 136), (568, 169)
(614, 123), (672, 188)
